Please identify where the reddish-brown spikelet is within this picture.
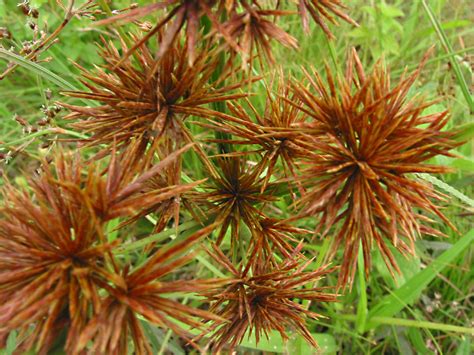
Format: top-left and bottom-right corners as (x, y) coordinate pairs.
(94, 1), (356, 70)
(200, 244), (338, 351)
(291, 49), (459, 287)
(136, 159), (197, 235)
(103, 142), (207, 232)
(195, 74), (310, 191)
(59, 34), (246, 166)
(57, 143), (198, 225)
(94, 1), (298, 68)
(247, 216), (309, 268)
(220, 4), (298, 70)
(0, 161), (119, 354)
(94, 1), (221, 65)
(75, 223), (225, 354)
(298, 0), (358, 38)
(191, 157), (278, 252)
(0, 145), (204, 353)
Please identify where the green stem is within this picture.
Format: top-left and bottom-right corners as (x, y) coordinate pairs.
(314, 236), (332, 269)
(1, 128), (87, 148)
(356, 242), (368, 334)
(340, 314), (474, 335)
(115, 220), (199, 253)
(325, 36), (339, 73)
(0, 48), (78, 91)
(195, 254), (226, 278)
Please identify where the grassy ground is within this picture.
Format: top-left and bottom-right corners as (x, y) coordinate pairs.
(0, 0), (472, 354)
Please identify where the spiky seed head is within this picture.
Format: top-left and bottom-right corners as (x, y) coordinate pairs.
(291, 49), (458, 287)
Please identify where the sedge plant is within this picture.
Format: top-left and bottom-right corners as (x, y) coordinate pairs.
(0, 1), (467, 354)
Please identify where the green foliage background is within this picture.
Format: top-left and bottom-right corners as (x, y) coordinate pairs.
(0, 0), (472, 354)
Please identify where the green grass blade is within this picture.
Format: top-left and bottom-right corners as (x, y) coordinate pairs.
(239, 331), (337, 354)
(356, 242), (368, 334)
(371, 316), (473, 335)
(366, 229), (474, 329)
(1, 127), (88, 148)
(417, 174), (474, 208)
(421, 0), (474, 112)
(456, 337), (471, 355)
(341, 314), (473, 334)
(114, 221), (199, 253)
(0, 48), (78, 91)
(195, 253), (226, 278)
(2, 331), (17, 355)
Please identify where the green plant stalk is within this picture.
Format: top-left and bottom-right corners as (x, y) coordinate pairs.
(301, 237), (332, 313)
(36, 75), (47, 106)
(314, 236), (332, 269)
(340, 314), (473, 335)
(1, 128), (88, 148)
(0, 48), (77, 91)
(115, 220), (199, 253)
(355, 243), (368, 334)
(391, 325), (402, 353)
(195, 254), (226, 278)
(325, 36), (339, 73)
(421, 0), (474, 112)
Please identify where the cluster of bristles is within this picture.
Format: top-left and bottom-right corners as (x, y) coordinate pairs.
(0, 1), (459, 354)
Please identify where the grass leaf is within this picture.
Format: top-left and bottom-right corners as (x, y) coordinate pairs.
(239, 331), (337, 354)
(421, 0), (474, 112)
(356, 242), (368, 334)
(417, 173), (474, 208)
(0, 48), (78, 91)
(366, 229), (474, 329)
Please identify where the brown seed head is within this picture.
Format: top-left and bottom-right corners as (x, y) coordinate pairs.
(75, 223), (224, 354)
(59, 34), (246, 164)
(196, 73), (310, 191)
(291, 49), (459, 287)
(191, 157), (278, 252)
(0, 157), (121, 353)
(201, 244), (338, 351)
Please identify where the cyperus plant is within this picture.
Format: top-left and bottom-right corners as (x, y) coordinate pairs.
(0, 0), (467, 354)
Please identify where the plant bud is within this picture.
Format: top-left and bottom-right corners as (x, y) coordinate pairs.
(0, 27), (12, 39)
